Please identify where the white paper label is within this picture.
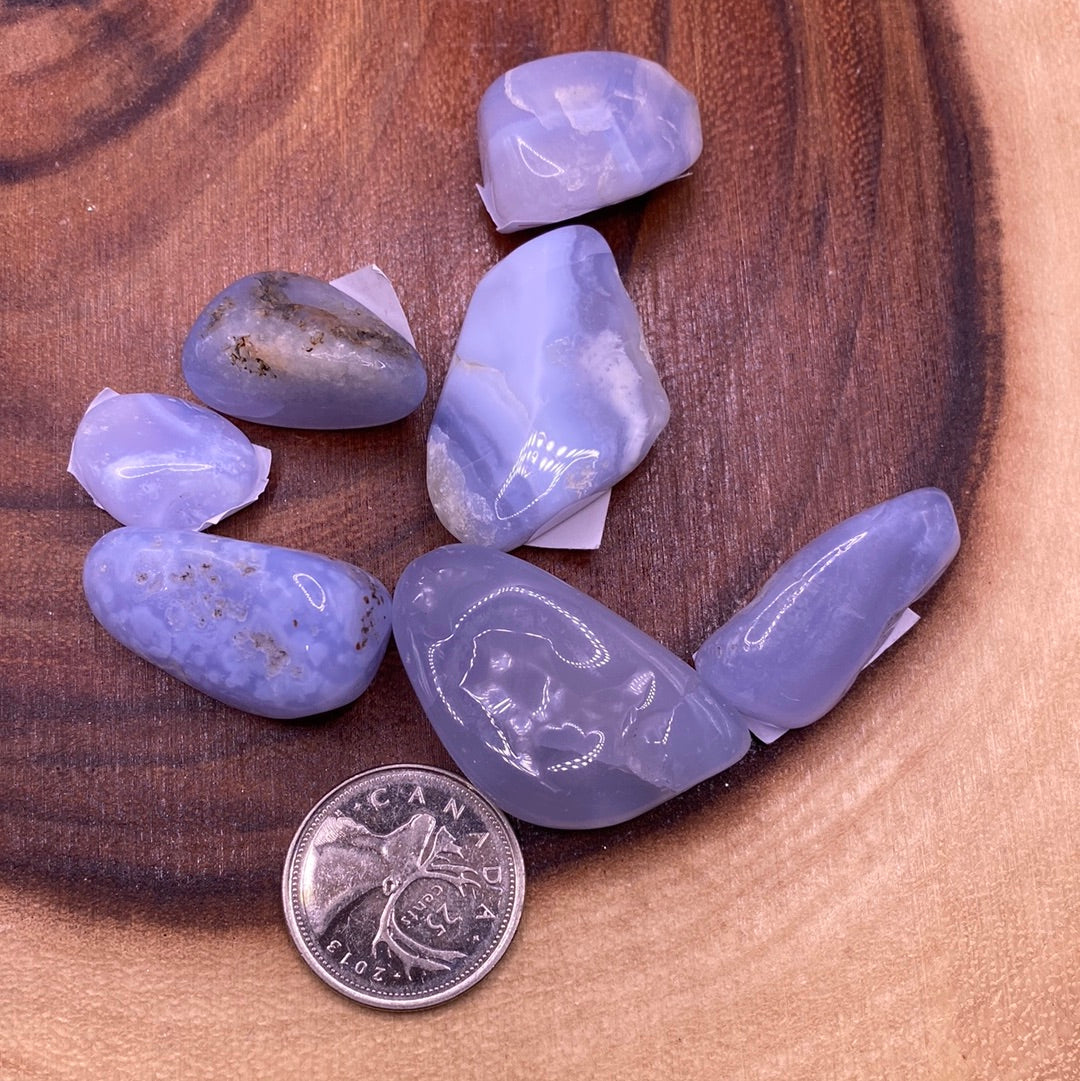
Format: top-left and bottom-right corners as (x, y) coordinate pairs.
(330, 265), (416, 346)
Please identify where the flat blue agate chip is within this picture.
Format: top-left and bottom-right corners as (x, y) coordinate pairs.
(477, 51), (703, 231)
(392, 544), (750, 829)
(426, 225), (670, 551)
(182, 271), (427, 429)
(68, 389), (270, 530)
(693, 488), (961, 733)
(84, 528), (391, 719)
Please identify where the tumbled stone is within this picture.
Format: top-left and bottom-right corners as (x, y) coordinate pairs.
(392, 544), (750, 829)
(693, 488), (961, 733)
(182, 271), (427, 428)
(68, 389), (270, 530)
(84, 528), (391, 719)
(477, 51), (703, 231)
(427, 225), (670, 551)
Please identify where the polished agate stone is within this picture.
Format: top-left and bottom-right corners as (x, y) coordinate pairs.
(693, 488), (961, 733)
(427, 226), (670, 551)
(392, 544), (750, 829)
(182, 271), (426, 428)
(477, 51), (703, 231)
(84, 528), (391, 719)
(396, 490), (961, 828)
(68, 389), (270, 530)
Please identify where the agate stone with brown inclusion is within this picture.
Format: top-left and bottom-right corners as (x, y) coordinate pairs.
(84, 528), (391, 719)
(182, 271), (427, 429)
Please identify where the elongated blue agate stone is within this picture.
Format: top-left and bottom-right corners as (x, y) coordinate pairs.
(68, 390), (270, 530)
(392, 544), (750, 829)
(477, 51), (703, 231)
(693, 488), (961, 733)
(393, 490), (961, 828)
(84, 528), (391, 719)
(427, 225), (670, 551)
(182, 272), (427, 429)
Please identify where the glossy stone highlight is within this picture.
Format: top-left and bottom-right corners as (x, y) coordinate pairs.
(477, 51), (703, 231)
(392, 544), (750, 829)
(182, 271), (427, 429)
(68, 389), (270, 530)
(84, 528), (391, 719)
(427, 226), (670, 551)
(693, 488), (961, 733)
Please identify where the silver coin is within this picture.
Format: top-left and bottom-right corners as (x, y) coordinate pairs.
(282, 764), (525, 1010)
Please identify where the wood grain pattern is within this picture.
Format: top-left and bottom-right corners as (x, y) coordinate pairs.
(2, 0), (1077, 1077)
(0, 0), (996, 902)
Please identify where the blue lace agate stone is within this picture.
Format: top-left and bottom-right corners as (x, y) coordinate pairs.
(394, 490), (961, 828)
(182, 272), (427, 429)
(427, 225), (670, 551)
(84, 528), (391, 719)
(693, 488), (961, 733)
(68, 390), (269, 530)
(392, 544), (750, 829)
(477, 51), (703, 231)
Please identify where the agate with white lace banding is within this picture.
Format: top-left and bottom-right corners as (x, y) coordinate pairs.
(477, 51), (703, 231)
(426, 225), (670, 552)
(84, 528), (391, 719)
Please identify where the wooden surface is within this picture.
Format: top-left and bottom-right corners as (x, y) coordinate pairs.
(1, 1), (1077, 1078)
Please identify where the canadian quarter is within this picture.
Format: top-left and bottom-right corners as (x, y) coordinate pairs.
(282, 764), (525, 1010)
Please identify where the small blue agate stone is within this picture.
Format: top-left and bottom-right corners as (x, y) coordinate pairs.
(693, 488), (961, 733)
(427, 225), (670, 551)
(68, 390), (270, 530)
(392, 544), (750, 829)
(84, 528), (391, 719)
(182, 271), (427, 429)
(393, 489), (961, 829)
(477, 51), (703, 231)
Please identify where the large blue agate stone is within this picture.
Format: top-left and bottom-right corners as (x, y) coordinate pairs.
(427, 225), (670, 551)
(182, 272), (427, 429)
(84, 528), (391, 719)
(477, 51), (703, 231)
(68, 390), (270, 530)
(693, 488), (961, 733)
(392, 544), (750, 829)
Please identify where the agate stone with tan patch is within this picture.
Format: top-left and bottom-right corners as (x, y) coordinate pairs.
(182, 272), (427, 429)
